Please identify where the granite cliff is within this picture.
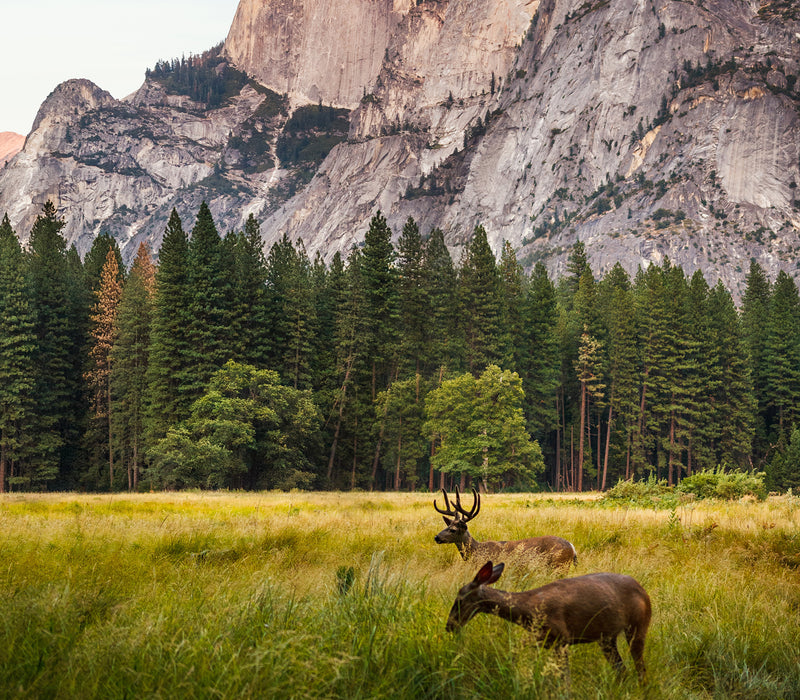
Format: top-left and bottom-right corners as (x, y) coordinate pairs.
(0, 0), (798, 295)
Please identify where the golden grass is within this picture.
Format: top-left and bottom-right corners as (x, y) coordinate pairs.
(1, 490), (798, 699)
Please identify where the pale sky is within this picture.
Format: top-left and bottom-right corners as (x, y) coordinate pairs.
(1, 0), (241, 135)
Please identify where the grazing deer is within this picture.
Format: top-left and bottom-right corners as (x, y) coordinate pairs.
(447, 561), (651, 681)
(434, 487), (577, 569)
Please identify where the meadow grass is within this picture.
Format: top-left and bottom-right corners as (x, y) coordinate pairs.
(1, 491), (798, 699)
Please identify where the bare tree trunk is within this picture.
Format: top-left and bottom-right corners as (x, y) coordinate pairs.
(394, 417), (403, 490)
(569, 425), (574, 492)
(577, 382), (586, 491)
(668, 412), (676, 486)
(555, 392), (561, 492)
(602, 399), (613, 491)
(350, 418), (358, 490)
(0, 438), (6, 494)
(327, 359), (353, 483)
(107, 371), (114, 490)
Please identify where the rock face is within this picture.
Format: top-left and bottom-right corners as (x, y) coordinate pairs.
(0, 0), (798, 296)
(0, 132), (24, 167)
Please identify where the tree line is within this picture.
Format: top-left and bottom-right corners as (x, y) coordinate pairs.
(0, 201), (798, 493)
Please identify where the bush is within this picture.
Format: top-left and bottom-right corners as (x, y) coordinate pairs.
(677, 467), (766, 501)
(602, 474), (678, 508)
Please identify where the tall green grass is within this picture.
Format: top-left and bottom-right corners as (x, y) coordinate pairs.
(1, 491), (798, 698)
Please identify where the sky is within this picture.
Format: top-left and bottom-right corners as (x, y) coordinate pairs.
(1, 0), (241, 135)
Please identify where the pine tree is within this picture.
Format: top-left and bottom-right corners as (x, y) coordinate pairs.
(0, 216), (35, 492)
(83, 232), (124, 292)
(421, 228), (461, 377)
(111, 242), (155, 491)
(707, 280), (755, 466)
(185, 201), (234, 397)
(85, 249), (124, 489)
(596, 263), (639, 487)
(498, 240), (527, 370)
(147, 208), (192, 439)
(741, 260), (772, 464)
(459, 225), (503, 374)
(574, 325), (605, 491)
(763, 270), (800, 437)
(519, 263), (560, 460)
(228, 214), (270, 366)
(396, 217), (427, 375)
(26, 202), (79, 487)
(361, 211), (399, 398)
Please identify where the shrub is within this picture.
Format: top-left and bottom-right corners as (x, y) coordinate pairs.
(602, 474), (678, 508)
(677, 467), (766, 501)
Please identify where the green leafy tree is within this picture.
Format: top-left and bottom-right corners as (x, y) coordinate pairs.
(0, 216), (35, 492)
(425, 365), (544, 490)
(147, 361), (320, 490)
(375, 376), (428, 490)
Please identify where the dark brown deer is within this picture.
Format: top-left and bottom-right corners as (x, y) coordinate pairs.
(447, 561), (651, 681)
(434, 487), (577, 569)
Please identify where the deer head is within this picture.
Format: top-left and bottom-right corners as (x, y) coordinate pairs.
(446, 560), (504, 631)
(433, 487), (480, 545)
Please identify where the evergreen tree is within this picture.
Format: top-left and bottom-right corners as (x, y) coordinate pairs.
(741, 260), (772, 464)
(396, 217), (427, 374)
(185, 201), (234, 397)
(459, 225), (503, 373)
(520, 262), (560, 442)
(0, 217), (35, 492)
(421, 228), (461, 376)
(707, 280), (755, 466)
(498, 240), (527, 370)
(83, 232), (124, 292)
(763, 270), (800, 437)
(25, 202), (79, 487)
(85, 249), (124, 489)
(597, 264), (639, 486)
(360, 211), (399, 398)
(228, 214), (270, 367)
(147, 208), (192, 439)
(111, 242), (155, 491)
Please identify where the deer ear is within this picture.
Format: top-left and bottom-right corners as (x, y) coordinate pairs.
(474, 560), (496, 585)
(488, 563), (504, 585)
(442, 516), (452, 526)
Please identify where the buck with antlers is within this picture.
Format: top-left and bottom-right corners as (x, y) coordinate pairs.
(433, 487), (577, 569)
(447, 561), (651, 681)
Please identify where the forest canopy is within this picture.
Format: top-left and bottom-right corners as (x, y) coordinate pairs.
(0, 203), (798, 494)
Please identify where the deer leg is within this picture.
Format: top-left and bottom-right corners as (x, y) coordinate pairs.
(598, 637), (626, 676)
(625, 628), (647, 682)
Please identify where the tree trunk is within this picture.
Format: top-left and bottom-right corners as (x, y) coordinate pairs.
(668, 412), (676, 486)
(327, 359), (352, 482)
(577, 382), (586, 491)
(0, 438), (6, 494)
(107, 371), (114, 490)
(394, 417), (403, 491)
(555, 393), (562, 492)
(602, 390), (614, 491)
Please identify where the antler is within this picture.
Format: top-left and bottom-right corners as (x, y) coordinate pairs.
(434, 487), (480, 522)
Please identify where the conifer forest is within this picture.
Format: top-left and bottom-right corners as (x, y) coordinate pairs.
(1, 201), (798, 494)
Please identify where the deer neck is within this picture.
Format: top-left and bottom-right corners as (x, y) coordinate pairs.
(478, 587), (536, 628)
(457, 530), (479, 560)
